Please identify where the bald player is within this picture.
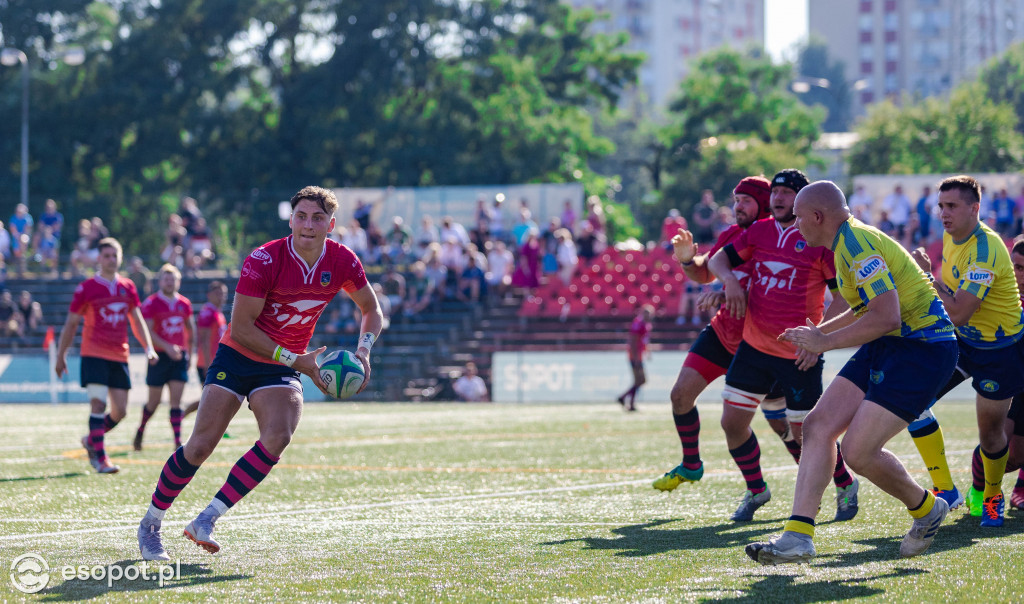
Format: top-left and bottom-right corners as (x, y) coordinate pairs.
(746, 181), (958, 564)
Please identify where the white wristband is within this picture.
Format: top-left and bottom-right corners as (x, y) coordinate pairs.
(273, 345), (298, 367)
(358, 332), (376, 352)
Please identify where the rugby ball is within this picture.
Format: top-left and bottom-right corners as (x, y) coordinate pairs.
(319, 350), (365, 399)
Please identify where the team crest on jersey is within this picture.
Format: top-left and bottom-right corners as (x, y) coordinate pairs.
(963, 264), (994, 286)
(853, 255), (886, 285)
(320, 271), (332, 286)
(870, 370), (884, 384)
(795, 241), (806, 251)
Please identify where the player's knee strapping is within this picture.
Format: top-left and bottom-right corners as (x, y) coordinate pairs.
(723, 385), (766, 413)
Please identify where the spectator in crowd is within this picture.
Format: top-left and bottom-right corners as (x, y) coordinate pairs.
(714, 204), (737, 237)
(379, 265), (407, 316)
(34, 225), (59, 275)
(882, 184), (912, 238)
(560, 199), (578, 236)
(185, 216), (215, 271)
(15, 290), (42, 335)
(127, 256), (153, 298)
(8, 203), (33, 277)
(364, 221), (386, 265)
(35, 199), (64, 248)
(510, 229), (542, 292)
(385, 217), (412, 262)
(541, 217), (562, 278)
(877, 209), (896, 238)
(916, 186), (935, 244)
(324, 296), (359, 335)
(980, 185), (993, 221)
(900, 213), (920, 250)
(342, 219), (369, 256)
(485, 240), (514, 299)
(472, 197), (492, 248)
(661, 209), (689, 252)
(0, 221), (9, 265)
(690, 190), (718, 244)
(440, 215), (470, 248)
(161, 214), (187, 268)
(585, 195), (607, 236)
(178, 196), (202, 238)
(456, 253), (487, 304)
(555, 228), (578, 286)
(993, 188), (1016, 237)
(847, 185), (873, 221)
(575, 221), (601, 262)
(353, 198), (373, 230)
(415, 215), (440, 254)
(423, 243), (450, 300)
(488, 196), (508, 243)
(404, 260), (437, 318)
(453, 361), (489, 402)
(70, 219), (96, 277)
(511, 208), (538, 247)
(0, 290), (22, 339)
(89, 217), (110, 247)
(439, 236), (466, 275)
(1015, 186), (1024, 235)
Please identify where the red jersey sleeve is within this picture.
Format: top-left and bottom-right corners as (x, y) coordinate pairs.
(236, 245), (277, 299)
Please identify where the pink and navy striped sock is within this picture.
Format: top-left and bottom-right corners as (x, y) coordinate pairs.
(151, 446), (200, 511)
(729, 433), (766, 493)
(137, 405), (155, 435)
(103, 413), (119, 433)
(213, 440), (280, 510)
(169, 408), (183, 446)
(971, 445), (985, 491)
(832, 442), (854, 489)
(784, 437), (802, 464)
(88, 413), (106, 461)
(673, 409), (702, 470)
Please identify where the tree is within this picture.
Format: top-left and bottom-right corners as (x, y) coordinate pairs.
(978, 41), (1024, 136)
(848, 85), (1024, 175)
(795, 37), (852, 133)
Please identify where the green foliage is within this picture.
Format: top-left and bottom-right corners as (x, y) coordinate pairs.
(657, 47), (823, 218)
(795, 36), (853, 132)
(978, 41), (1024, 135)
(849, 85), (1024, 175)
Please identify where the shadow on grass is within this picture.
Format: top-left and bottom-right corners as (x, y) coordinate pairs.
(542, 518), (783, 557)
(706, 567), (927, 603)
(0, 471), (88, 483)
(36, 560), (250, 601)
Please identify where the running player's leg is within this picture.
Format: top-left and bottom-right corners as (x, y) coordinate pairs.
(135, 386), (163, 451)
(976, 394), (1013, 526)
(908, 367), (967, 508)
(167, 379), (186, 448)
(186, 384), (300, 553)
(721, 343), (775, 521)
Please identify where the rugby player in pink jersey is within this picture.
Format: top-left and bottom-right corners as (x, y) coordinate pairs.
(55, 237), (159, 474)
(652, 176), (802, 493)
(133, 264), (196, 451)
(706, 169), (858, 523)
(137, 186), (384, 561)
(616, 304), (654, 411)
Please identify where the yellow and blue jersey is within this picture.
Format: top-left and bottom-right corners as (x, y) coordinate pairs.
(940, 222), (1024, 348)
(831, 218), (954, 342)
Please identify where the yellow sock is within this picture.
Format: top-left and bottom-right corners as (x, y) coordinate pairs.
(908, 491), (936, 519)
(981, 446), (1009, 499)
(783, 519), (814, 538)
(911, 426), (954, 491)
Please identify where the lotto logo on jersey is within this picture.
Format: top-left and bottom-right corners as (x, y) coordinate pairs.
(853, 255), (886, 284)
(98, 302), (129, 327)
(963, 264), (994, 286)
(250, 248), (273, 265)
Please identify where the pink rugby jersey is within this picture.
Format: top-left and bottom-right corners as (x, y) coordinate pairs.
(725, 218), (836, 359)
(141, 292), (193, 352)
(69, 275), (141, 363)
(629, 315), (651, 362)
(196, 302), (227, 368)
(706, 224), (755, 355)
(221, 236), (368, 364)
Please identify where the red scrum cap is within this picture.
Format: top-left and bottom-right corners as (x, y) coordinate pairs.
(734, 176), (772, 219)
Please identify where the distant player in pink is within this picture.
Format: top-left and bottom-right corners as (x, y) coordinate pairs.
(133, 264), (196, 451)
(55, 237), (158, 474)
(616, 304), (654, 412)
(707, 169), (858, 523)
(182, 280), (229, 419)
(137, 186), (384, 561)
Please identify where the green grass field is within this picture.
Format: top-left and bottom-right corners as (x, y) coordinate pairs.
(1, 399), (1021, 602)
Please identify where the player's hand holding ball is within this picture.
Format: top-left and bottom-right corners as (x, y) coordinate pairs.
(319, 349), (367, 399)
